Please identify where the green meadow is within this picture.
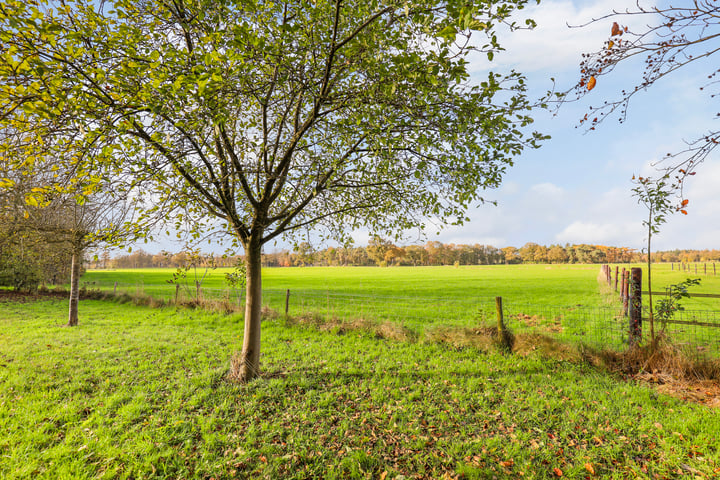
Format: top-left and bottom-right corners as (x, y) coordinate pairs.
(83, 263), (720, 311)
(83, 264), (720, 352)
(1, 297), (719, 479)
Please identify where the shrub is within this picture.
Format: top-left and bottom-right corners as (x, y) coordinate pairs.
(0, 257), (41, 292)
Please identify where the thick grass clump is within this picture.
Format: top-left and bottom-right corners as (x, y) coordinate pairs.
(2, 297), (720, 479)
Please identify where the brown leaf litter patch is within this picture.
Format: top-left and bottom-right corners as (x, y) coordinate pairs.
(634, 372), (720, 408)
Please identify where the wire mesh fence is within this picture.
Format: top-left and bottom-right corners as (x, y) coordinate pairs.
(655, 309), (720, 357)
(500, 301), (629, 352)
(85, 281), (720, 358)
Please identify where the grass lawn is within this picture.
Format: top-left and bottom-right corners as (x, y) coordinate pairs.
(1, 296), (719, 479)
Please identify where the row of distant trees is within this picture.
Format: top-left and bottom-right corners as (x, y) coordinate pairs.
(89, 240), (720, 270)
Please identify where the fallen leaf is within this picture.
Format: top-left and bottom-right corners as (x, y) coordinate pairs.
(584, 462), (595, 475)
(553, 467), (563, 477)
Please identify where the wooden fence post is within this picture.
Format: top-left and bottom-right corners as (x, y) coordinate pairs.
(175, 284), (180, 303)
(113, 281), (118, 295)
(495, 296), (512, 351)
(614, 266), (619, 292)
(622, 269), (630, 317)
(704, 263), (707, 275)
(629, 267), (642, 346)
(695, 263), (698, 274)
(285, 289), (290, 317)
(671, 263), (674, 271)
(495, 296), (504, 333)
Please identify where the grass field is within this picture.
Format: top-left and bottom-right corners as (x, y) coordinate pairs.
(81, 264), (720, 355)
(83, 263), (720, 311)
(1, 296), (719, 479)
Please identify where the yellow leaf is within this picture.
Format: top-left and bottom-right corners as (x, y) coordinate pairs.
(584, 463), (595, 475)
(587, 76), (597, 91)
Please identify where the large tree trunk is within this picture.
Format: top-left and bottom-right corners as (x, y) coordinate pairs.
(232, 238), (263, 382)
(67, 248), (81, 327)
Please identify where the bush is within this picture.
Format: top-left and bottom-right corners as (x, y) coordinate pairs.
(0, 257), (41, 292)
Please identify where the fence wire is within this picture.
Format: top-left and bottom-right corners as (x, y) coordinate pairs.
(88, 281), (720, 359)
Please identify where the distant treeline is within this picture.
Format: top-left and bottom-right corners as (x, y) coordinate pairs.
(88, 241), (720, 269)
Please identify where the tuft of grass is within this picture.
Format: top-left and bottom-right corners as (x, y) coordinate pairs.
(513, 332), (584, 363)
(423, 325), (498, 351)
(596, 334), (720, 382)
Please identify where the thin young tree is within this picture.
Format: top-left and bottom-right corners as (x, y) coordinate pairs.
(631, 174), (676, 343)
(1, 0), (547, 381)
(41, 192), (134, 326)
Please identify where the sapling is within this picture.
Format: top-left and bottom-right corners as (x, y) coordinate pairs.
(631, 174), (675, 343)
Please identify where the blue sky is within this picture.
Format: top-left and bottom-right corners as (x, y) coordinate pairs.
(426, 0), (720, 252)
(131, 0), (718, 255)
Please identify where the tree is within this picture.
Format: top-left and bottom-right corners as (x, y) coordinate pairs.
(1, 0), (546, 381)
(532, 244), (548, 263)
(632, 174), (677, 343)
(18, 184), (133, 325)
(567, 1), (716, 195)
(404, 244), (429, 266)
(501, 246), (520, 264)
(64, 197), (134, 325)
(547, 244), (568, 264)
(518, 242), (539, 263)
(293, 242), (315, 267)
(1, 129), (134, 325)
(366, 236), (394, 266)
(383, 245), (405, 266)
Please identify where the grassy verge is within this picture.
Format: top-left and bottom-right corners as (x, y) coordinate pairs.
(1, 297), (719, 479)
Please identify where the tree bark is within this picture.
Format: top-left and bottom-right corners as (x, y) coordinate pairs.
(67, 248), (81, 327)
(235, 238), (263, 382)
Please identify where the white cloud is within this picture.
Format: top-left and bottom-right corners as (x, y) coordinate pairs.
(500, 181), (521, 195)
(556, 220), (644, 245)
(530, 182), (564, 197)
(469, 0), (655, 74)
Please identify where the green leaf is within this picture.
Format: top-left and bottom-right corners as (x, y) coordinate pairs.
(437, 25), (458, 42)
